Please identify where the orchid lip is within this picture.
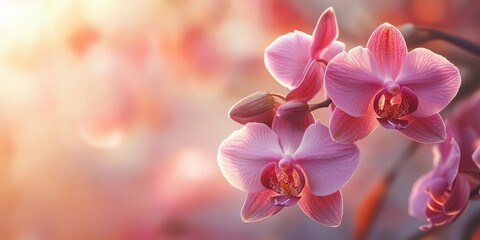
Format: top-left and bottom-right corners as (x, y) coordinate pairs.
(373, 87), (418, 119)
(373, 86), (419, 131)
(269, 195), (301, 207)
(377, 118), (413, 130)
(261, 161), (305, 197)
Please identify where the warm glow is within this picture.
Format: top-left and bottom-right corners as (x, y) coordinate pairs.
(0, 70), (38, 112)
(0, 0), (474, 239)
(0, 1), (52, 50)
(175, 148), (213, 181)
(78, 123), (125, 149)
(411, 0), (446, 24)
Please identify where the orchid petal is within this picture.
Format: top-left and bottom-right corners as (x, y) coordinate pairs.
(426, 178), (449, 203)
(433, 127), (460, 185)
(298, 186), (343, 227)
(325, 46), (384, 117)
(270, 195), (301, 207)
(409, 172), (434, 218)
(293, 121), (359, 195)
(396, 48), (461, 117)
(398, 113), (446, 143)
(473, 146), (480, 169)
(320, 41), (345, 61)
(265, 31), (312, 89)
(366, 23), (407, 80)
(377, 118), (411, 130)
(310, 7), (338, 59)
(241, 190), (284, 222)
(329, 107), (378, 143)
(218, 123), (283, 192)
(444, 175), (470, 215)
(457, 126), (480, 173)
(422, 175), (470, 229)
(272, 113), (314, 155)
(286, 60), (325, 102)
(424, 203), (452, 230)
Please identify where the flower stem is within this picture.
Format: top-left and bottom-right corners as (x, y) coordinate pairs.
(355, 142), (420, 240)
(400, 24), (480, 57)
(308, 98), (332, 111)
(469, 184), (480, 199)
(270, 93), (286, 101)
(420, 27), (480, 57)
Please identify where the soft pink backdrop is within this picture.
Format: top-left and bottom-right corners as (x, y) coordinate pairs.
(0, 0), (479, 239)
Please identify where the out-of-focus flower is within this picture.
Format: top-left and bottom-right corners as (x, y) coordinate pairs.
(228, 91), (280, 126)
(408, 126), (470, 231)
(264, 7), (345, 102)
(449, 91), (480, 197)
(474, 147), (480, 164)
(218, 114), (359, 226)
(325, 23), (461, 143)
(68, 25), (100, 57)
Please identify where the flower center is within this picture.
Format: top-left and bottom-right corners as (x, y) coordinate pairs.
(278, 156), (292, 170)
(373, 86), (418, 129)
(261, 161), (305, 198)
(386, 81), (400, 95)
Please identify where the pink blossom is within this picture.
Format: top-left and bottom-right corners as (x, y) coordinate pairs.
(218, 114), (359, 226)
(227, 8), (343, 130)
(408, 126), (470, 230)
(325, 23), (461, 143)
(264, 7), (345, 102)
(449, 90), (480, 197)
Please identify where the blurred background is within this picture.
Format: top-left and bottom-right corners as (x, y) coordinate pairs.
(0, 0), (479, 239)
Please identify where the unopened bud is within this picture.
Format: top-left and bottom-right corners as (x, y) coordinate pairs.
(398, 23), (416, 39)
(277, 100), (310, 122)
(229, 91), (278, 126)
(398, 23), (431, 47)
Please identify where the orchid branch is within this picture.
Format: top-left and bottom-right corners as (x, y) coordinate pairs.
(469, 184), (480, 199)
(400, 24), (480, 57)
(354, 142), (420, 240)
(308, 98), (332, 111)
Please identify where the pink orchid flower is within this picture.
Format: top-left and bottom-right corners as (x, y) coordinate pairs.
(449, 90), (480, 197)
(230, 7), (344, 127)
(408, 126), (470, 230)
(218, 114), (359, 226)
(264, 7), (345, 103)
(325, 23), (461, 143)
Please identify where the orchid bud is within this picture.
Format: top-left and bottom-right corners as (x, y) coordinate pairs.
(229, 91), (278, 126)
(398, 23), (433, 48)
(277, 100), (310, 122)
